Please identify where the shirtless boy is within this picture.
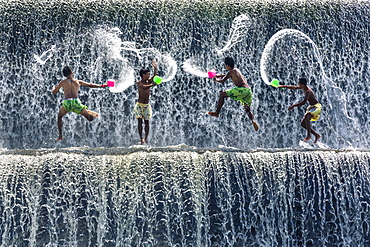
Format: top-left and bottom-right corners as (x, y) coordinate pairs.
(208, 57), (259, 131)
(135, 60), (158, 144)
(279, 78), (322, 143)
(52, 66), (107, 141)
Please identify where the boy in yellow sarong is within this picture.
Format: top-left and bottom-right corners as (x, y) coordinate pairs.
(135, 60), (158, 144)
(279, 78), (322, 143)
(208, 57), (259, 131)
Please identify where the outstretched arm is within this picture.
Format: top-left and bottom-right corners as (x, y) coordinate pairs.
(213, 71), (230, 84)
(279, 85), (301, 90)
(152, 60), (158, 76)
(288, 91), (311, 111)
(79, 80), (107, 88)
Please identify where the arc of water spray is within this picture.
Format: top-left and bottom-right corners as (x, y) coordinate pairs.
(215, 14), (253, 55)
(184, 14), (253, 77)
(122, 46), (177, 83)
(260, 29), (327, 85)
(260, 29), (358, 146)
(93, 28), (177, 92)
(34, 45), (57, 65)
(182, 58), (209, 78)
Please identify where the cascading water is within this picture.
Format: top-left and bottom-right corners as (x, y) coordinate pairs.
(0, 0), (369, 246)
(0, 0), (368, 149)
(0, 148), (369, 246)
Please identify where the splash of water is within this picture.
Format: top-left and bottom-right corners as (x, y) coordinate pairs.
(92, 28), (177, 92)
(216, 14), (253, 55)
(260, 29), (358, 146)
(183, 14), (253, 78)
(33, 45), (57, 65)
(260, 29), (328, 85)
(182, 58), (209, 78)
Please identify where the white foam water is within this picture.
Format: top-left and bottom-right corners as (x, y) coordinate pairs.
(92, 28), (177, 92)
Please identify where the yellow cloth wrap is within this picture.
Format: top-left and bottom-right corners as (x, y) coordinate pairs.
(306, 103), (322, 121)
(134, 103), (152, 120)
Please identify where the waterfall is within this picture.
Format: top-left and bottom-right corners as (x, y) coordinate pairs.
(0, 0), (369, 246)
(0, 148), (369, 246)
(0, 0), (369, 149)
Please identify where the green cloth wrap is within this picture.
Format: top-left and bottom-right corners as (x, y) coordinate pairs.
(225, 87), (252, 106)
(62, 98), (88, 114)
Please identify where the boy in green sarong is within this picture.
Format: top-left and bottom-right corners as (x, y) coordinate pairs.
(52, 66), (107, 141)
(208, 57), (259, 131)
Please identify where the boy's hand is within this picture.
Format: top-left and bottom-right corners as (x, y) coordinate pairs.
(152, 60), (158, 68)
(288, 105), (295, 111)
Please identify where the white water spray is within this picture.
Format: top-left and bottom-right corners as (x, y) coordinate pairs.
(182, 58), (209, 78)
(216, 14), (253, 55)
(33, 45), (57, 65)
(260, 29), (358, 145)
(183, 14), (253, 78)
(93, 28), (177, 92)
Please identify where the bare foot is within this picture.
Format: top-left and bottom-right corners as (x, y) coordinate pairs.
(252, 120), (259, 131)
(87, 110), (99, 117)
(140, 139), (146, 145)
(56, 137), (64, 141)
(303, 136), (311, 142)
(314, 134), (321, 143)
(207, 112), (219, 117)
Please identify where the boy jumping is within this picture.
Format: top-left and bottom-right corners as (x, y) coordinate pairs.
(52, 66), (107, 141)
(208, 57), (259, 131)
(279, 78), (322, 143)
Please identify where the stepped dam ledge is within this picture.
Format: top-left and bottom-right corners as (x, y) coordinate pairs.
(0, 0), (369, 150)
(0, 147), (369, 246)
(0, 0), (369, 245)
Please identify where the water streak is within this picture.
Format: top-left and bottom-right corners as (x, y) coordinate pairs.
(216, 14), (253, 55)
(92, 28), (177, 93)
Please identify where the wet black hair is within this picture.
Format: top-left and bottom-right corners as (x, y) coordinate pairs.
(298, 78), (307, 86)
(224, 57), (235, 68)
(63, 66), (72, 77)
(139, 68), (150, 78)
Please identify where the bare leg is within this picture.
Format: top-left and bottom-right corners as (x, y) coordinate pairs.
(208, 91), (229, 117)
(144, 120), (150, 144)
(86, 110), (99, 118)
(56, 106), (68, 141)
(301, 114), (312, 141)
(244, 105), (259, 131)
(301, 114), (321, 142)
(313, 133), (321, 143)
(137, 118), (146, 144)
(80, 109), (95, 121)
